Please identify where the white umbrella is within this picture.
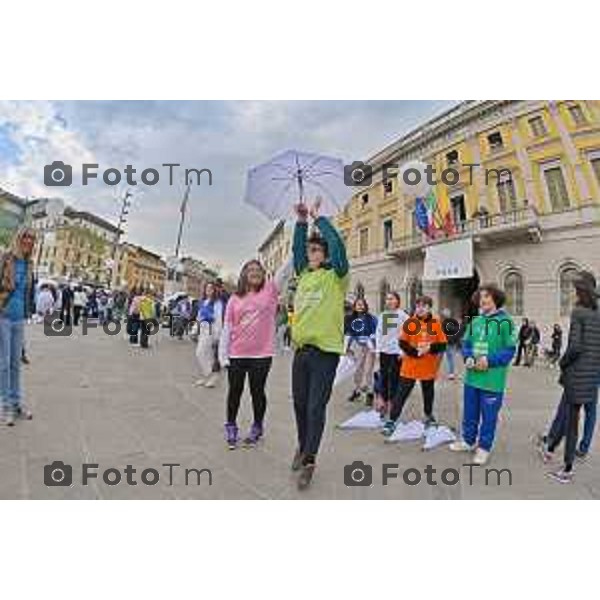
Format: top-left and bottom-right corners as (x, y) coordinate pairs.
(244, 149), (348, 220)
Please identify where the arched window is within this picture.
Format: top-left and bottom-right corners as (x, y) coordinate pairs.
(355, 282), (365, 299)
(560, 265), (580, 316)
(379, 279), (391, 312)
(504, 271), (524, 316)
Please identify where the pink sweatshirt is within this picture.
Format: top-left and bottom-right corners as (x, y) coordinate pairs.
(223, 280), (279, 358)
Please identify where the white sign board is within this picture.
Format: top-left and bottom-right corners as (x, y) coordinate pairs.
(423, 237), (473, 280)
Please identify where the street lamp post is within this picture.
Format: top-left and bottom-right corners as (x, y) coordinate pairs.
(174, 182), (191, 259)
(109, 189), (132, 288)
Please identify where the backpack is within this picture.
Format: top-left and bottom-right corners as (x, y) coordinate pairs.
(139, 296), (155, 320)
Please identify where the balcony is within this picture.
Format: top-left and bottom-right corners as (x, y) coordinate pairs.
(387, 205), (541, 256)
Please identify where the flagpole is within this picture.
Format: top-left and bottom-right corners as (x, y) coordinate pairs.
(174, 182), (191, 259)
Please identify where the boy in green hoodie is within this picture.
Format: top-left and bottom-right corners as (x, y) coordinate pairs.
(449, 284), (516, 465)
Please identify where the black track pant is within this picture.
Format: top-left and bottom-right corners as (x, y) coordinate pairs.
(292, 346), (339, 461)
(390, 377), (435, 422)
(379, 353), (401, 402)
(548, 397), (582, 472)
(226, 357), (273, 424)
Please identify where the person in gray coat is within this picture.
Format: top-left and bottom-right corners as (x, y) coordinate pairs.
(541, 271), (600, 483)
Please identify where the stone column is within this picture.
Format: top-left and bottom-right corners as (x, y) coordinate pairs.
(548, 101), (591, 204)
(466, 131), (489, 211)
(511, 119), (537, 209)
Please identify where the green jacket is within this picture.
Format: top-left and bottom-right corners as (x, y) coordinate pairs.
(462, 309), (517, 393)
(291, 216), (349, 354)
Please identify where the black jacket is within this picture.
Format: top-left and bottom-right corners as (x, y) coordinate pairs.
(559, 307), (600, 404)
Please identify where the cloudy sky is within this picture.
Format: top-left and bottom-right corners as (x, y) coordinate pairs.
(0, 100), (455, 274)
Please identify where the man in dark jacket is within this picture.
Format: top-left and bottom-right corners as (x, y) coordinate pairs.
(539, 271), (600, 483)
(514, 317), (532, 365)
(60, 284), (74, 326)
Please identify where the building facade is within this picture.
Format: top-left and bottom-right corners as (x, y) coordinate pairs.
(29, 200), (120, 284)
(164, 255), (218, 298)
(117, 243), (167, 293)
(258, 219), (292, 276)
(0, 187), (27, 250)
(337, 100), (600, 335)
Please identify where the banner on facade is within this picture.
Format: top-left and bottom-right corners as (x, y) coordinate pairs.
(423, 237), (473, 280)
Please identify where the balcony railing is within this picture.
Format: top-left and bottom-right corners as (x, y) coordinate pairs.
(387, 205), (540, 255)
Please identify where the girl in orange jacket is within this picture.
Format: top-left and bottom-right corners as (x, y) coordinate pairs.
(382, 295), (447, 436)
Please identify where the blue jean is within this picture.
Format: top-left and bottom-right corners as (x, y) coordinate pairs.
(547, 392), (598, 454)
(462, 384), (504, 451)
(0, 317), (25, 410)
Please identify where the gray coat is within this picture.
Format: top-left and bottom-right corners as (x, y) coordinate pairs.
(559, 306), (600, 404)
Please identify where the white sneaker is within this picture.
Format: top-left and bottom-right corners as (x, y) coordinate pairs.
(193, 377), (206, 387)
(449, 439), (475, 452)
(473, 448), (490, 465)
(204, 374), (218, 388)
(4, 409), (16, 427)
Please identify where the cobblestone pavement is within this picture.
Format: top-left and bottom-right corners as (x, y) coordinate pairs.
(1, 323), (598, 499)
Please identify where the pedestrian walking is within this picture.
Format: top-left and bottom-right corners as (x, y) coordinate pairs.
(290, 198), (349, 490)
(375, 291), (408, 416)
(525, 320), (540, 367)
(127, 288), (142, 345)
(382, 295), (447, 436)
(73, 286), (87, 326)
(0, 227), (36, 425)
(218, 258), (291, 449)
(36, 284), (55, 318)
(138, 290), (157, 349)
(514, 317), (532, 366)
(195, 282), (224, 387)
(60, 284), (73, 326)
(345, 297), (378, 406)
(538, 271), (600, 483)
(449, 284), (516, 465)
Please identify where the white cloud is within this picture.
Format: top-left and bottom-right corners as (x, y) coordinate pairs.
(0, 100), (97, 198)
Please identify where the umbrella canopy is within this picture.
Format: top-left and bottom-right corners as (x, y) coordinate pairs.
(244, 149), (348, 220)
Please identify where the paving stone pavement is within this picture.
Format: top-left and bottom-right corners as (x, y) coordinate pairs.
(1, 323), (598, 499)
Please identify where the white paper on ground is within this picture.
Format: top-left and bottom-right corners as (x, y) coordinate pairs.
(338, 409), (384, 430)
(385, 420), (425, 443)
(333, 355), (358, 387)
(422, 425), (456, 450)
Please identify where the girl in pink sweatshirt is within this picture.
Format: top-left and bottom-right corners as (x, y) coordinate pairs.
(219, 258), (291, 449)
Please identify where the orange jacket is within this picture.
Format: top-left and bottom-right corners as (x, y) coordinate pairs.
(399, 314), (447, 381)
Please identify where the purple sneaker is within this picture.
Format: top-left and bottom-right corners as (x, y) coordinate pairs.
(243, 422), (263, 446)
(224, 422), (239, 450)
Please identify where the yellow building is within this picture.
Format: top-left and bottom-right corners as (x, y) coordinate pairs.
(117, 243), (166, 293)
(31, 203), (120, 284)
(337, 100), (600, 329)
